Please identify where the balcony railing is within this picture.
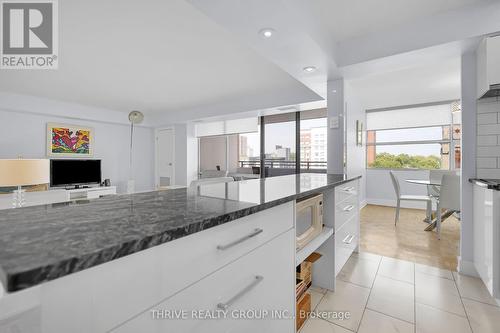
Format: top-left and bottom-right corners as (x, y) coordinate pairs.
(239, 160), (327, 170)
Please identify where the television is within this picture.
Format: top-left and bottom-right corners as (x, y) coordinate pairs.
(50, 159), (102, 188)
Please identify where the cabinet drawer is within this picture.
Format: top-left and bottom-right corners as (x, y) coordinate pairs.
(87, 189), (115, 199)
(113, 230), (295, 333)
(335, 195), (358, 231)
(335, 181), (358, 205)
(335, 215), (358, 276)
(92, 202), (294, 332)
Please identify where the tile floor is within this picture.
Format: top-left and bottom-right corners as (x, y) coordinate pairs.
(299, 252), (500, 333)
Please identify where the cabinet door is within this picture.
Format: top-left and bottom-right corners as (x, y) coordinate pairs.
(335, 215), (359, 276)
(113, 230), (295, 333)
(488, 36), (500, 88)
(473, 186), (493, 293)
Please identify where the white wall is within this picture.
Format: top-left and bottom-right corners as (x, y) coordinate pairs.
(173, 123), (198, 186)
(344, 82), (367, 205)
(0, 109), (155, 194)
(327, 79), (345, 174)
(460, 52), (478, 275)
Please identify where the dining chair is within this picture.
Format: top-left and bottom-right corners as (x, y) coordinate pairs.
(435, 174), (460, 239)
(428, 170), (459, 198)
(389, 171), (433, 226)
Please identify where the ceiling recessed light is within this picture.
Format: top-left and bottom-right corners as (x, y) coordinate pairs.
(259, 28), (275, 38)
(303, 66), (317, 73)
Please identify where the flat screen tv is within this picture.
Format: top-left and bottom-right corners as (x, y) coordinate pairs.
(50, 159), (102, 188)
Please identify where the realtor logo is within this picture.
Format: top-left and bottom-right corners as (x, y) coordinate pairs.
(1, 0), (58, 69)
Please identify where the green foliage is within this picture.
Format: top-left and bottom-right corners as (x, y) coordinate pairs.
(369, 152), (441, 169)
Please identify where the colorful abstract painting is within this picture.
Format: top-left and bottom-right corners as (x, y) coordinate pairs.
(47, 123), (93, 157)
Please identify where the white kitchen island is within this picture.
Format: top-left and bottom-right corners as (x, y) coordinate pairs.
(0, 174), (360, 333)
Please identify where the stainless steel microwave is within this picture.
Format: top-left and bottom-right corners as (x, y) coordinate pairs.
(296, 194), (323, 251)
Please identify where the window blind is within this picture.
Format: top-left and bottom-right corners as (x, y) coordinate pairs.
(366, 104), (452, 130)
(195, 117), (258, 137)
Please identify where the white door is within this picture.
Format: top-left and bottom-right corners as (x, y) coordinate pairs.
(156, 129), (175, 187)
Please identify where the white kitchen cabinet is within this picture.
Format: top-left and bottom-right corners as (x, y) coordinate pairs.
(113, 230), (295, 333)
(476, 36), (500, 99)
(334, 179), (360, 276)
(0, 202), (295, 333)
(473, 184), (500, 300)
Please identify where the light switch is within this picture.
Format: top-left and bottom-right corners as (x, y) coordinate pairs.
(329, 116), (339, 129)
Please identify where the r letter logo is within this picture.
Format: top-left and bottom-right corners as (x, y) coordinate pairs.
(1, 0), (58, 69)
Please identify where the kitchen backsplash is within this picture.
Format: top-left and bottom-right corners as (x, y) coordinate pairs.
(477, 97), (500, 178)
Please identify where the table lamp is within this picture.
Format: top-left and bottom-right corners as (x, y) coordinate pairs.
(0, 159), (50, 208)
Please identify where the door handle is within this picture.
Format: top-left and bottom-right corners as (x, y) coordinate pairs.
(343, 235), (355, 244)
(217, 276), (264, 310)
(216, 228), (263, 250)
(343, 205), (354, 212)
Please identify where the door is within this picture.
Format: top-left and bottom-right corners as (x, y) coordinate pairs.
(156, 129), (175, 187)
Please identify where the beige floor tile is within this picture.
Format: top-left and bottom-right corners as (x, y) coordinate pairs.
(415, 262), (454, 280)
(416, 303), (472, 333)
(367, 275), (415, 323)
(358, 309), (414, 333)
(310, 286), (328, 295)
(463, 298), (500, 333)
(299, 318), (352, 333)
(310, 289), (325, 311)
(352, 251), (382, 264)
(317, 280), (370, 331)
(338, 255), (379, 288)
(378, 257), (415, 284)
(453, 272), (500, 306)
(415, 272), (466, 317)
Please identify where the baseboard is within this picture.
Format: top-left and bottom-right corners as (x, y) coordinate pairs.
(360, 200), (367, 209)
(458, 257), (479, 277)
(366, 198), (429, 210)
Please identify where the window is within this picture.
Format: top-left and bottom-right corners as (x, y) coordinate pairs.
(238, 132), (260, 171)
(300, 117), (327, 170)
(197, 109), (327, 179)
(366, 102), (461, 170)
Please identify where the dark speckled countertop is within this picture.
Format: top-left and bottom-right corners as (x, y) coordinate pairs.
(0, 173), (359, 292)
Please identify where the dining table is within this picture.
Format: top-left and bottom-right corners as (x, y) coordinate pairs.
(404, 178), (455, 231)
(405, 179), (441, 186)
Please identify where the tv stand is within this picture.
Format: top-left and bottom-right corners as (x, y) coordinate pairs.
(72, 185), (90, 190)
(67, 186), (117, 200)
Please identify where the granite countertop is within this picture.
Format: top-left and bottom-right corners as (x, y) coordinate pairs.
(0, 173), (360, 292)
(469, 178), (500, 190)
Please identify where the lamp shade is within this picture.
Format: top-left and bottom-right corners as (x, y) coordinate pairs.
(0, 159), (50, 187)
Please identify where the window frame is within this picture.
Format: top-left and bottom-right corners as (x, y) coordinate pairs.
(366, 124), (454, 171)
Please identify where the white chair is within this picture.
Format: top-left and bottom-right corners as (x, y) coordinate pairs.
(199, 170), (228, 179)
(189, 177), (234, 188)
(435, 174), (461, 239)
(428, 170), (459, 197)
(389, 171), (432, 225)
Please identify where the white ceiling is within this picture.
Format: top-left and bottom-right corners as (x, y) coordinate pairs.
(348, 59), (461, 110)
(0, 0), (320, 117)
(307, 0), (489, 43)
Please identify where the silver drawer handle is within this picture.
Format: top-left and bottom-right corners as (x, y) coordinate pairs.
(217, 275), (264, 310)
(343, 205), (354, 212)
(216, 228), (263, 250)
(341, 187), (352, 193)
(343, 235), (355, 244)
(342, 234), (351, 243)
